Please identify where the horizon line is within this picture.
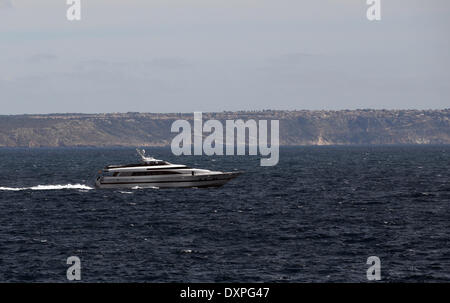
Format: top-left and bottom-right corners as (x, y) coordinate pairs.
(1, 108), (449, 116)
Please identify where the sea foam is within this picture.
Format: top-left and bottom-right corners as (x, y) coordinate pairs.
(0, 184), (93, 191)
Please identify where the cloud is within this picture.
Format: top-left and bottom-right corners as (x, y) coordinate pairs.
(0, 0), (13, 9)
(74, 58), (192, 74)
(27, 54), (58, 63)
(268, 53), (317, 66)
(145, 57), (191, 69)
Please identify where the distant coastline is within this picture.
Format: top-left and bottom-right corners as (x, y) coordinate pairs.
(0, 109), (449, 148)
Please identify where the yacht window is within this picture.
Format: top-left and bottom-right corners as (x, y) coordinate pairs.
(147, 161), (170, 166)
(131, 171), (180, 176)
(118, 172), (133, 177)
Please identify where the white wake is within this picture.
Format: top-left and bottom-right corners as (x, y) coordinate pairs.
(0, 184), (94, 191)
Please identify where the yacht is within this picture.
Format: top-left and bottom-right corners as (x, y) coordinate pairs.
(95, 149), (242, 189)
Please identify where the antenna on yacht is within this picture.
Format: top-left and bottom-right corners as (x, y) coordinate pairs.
(136, 148), (157, 163)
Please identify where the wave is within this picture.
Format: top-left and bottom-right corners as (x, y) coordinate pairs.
(0, 184), (93, 191)
(130, 186), (159, 190)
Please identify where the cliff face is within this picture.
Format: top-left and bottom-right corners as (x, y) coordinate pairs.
(0, 110), (449, 147)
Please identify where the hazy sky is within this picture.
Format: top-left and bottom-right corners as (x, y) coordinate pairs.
(0, 0), (449, 114)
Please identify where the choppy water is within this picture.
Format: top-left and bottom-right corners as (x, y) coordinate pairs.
(0, 146), (449, 282)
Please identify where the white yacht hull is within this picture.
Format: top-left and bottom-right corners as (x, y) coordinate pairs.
(95, 172), (241, 189)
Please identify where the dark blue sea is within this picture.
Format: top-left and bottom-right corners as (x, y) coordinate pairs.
(0, 146), (449, 282)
